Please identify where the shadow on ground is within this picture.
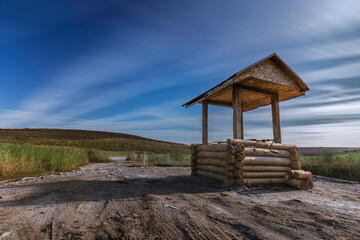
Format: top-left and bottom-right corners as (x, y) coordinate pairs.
(0, 175), (298, 207)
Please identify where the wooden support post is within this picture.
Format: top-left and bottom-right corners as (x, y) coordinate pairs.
(202, 100), (208, 144)
(233, 85), (244, 139)
(271, 95), (281, 143)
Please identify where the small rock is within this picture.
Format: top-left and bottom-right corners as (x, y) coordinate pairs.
(0, 231), (12, 238)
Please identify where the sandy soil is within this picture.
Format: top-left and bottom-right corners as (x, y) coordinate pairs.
(0, 158), (359, 240)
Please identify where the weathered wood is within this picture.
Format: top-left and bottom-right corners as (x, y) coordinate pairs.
(239, 85), (277, 96)
(191, 144), (200, 154)
(196, 158), (225, 167)
(225, 165), (235, 171)
(197, 144), (227, 152)
(224, 178), (236, 187)
(244, 156), (291, 166)
(242, 165), (291, 172)
(288, 146), (299, 154)
(226, 144), (245, 154)
(182, 54), (310, 112)
(227, 153), (245, 163)
(233, 85), (244, 139)
(293, 170), (312, 180)
(244, 147), (290, 158)
(286, 178), (313, 189)
(227, 139), (296, 150)
(207, 100), (233, 108)
(196, 164), (224, 175)
(234, 169), (242, 177)
(202, 101), (208, 144)
(290, 161), (301, 170)
(225, 171), (235, 178)
(241, 178), (285, 185)
(197, 151), (227, 159)
(243, 172), (287, 178)
(196, 170), (224, 182)
(289, 153), (300, 161)
(271, 95), (281, 143)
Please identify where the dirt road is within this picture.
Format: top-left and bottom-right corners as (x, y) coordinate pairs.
(0, 158), (359, 240)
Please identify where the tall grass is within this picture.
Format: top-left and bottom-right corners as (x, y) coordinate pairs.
(301, 151), (360, 182)
(128, 152), (191, 167)
(0, 145), (109, 180)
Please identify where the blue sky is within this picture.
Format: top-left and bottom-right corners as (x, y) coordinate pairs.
(0, 0), (360, 146)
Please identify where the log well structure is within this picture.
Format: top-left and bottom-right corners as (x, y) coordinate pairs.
(184, 53), (313, 189)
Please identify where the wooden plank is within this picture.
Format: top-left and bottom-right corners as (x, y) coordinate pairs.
(196, 170), (224, 182)
(196, 158), (225, 167)
(227, 139), (296, 150)
(244, 147), (290, 158)
(271, 95), (281, 143)
(202, 100), (208, 144)
(197, 144), (228, 152)
(243, 156), (291, 166)
(207, 100), (232, 108)
(232, 85), (244, 139)
(197, 151), (228, 159)
(243, 172), (287, 178)
(239, 85), (277, 96)
(242, 165), (291, 172)
(196, 164), (225, 174)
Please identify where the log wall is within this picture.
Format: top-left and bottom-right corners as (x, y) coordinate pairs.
(191, 139), (313, 189)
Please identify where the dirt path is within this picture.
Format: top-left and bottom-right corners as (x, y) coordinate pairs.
(0, 158), (359, 240)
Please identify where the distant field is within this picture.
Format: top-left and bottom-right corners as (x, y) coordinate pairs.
(299, 147), (360, 156)
(0, 128), (190, 154)
(301, 151), (360, 182)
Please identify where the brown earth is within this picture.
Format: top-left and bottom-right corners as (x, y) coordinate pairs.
(0, 158), (359, 240)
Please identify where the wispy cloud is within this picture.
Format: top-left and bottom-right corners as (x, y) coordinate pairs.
(0, 0), (359, 147)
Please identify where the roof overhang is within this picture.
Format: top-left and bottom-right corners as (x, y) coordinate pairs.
(182, 53), (310, 111)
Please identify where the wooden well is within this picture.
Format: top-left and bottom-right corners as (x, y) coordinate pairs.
(184, 53), (313, 189)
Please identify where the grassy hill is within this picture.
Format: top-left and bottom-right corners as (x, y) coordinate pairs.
(0, 128), (190, 154)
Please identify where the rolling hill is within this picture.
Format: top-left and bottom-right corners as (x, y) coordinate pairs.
(0, 128), (190, 154)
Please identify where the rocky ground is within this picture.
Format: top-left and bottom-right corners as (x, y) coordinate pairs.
(0, 157), (359, 240)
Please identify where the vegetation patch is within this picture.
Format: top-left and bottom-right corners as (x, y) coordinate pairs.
(128, 152), (191, 167)
(0, 145), (111, 180)
(0, 137), (189, 154)
(301, 151), (360, 182)
(0, 129), (189, 154)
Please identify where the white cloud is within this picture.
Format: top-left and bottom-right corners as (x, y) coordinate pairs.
(301, 61), (360, 82)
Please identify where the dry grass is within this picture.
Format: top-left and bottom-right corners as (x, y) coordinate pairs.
(301, 151), (360, 182)
(0, 145), (111, 180)
(128, 152), (191, 167)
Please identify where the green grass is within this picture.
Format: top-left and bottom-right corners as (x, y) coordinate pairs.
(127, 152), (191, 167)
(0, 137), (190, 154)
(301, 151), (360, 182)
(0, 129), (191, 180)
(0, 144), (111, 180)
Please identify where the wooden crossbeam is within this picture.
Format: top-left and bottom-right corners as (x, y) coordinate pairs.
(239, 85), (277, 96)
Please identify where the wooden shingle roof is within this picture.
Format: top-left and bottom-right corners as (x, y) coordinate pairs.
(182, 53), (310, 112)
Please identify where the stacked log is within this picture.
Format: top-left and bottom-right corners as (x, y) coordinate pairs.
(225, 143), (245, 187)
(190, 144), (200, 176)
(227, 139), (293, 186)
(289, 147), (301, 170)
(286, 170), (313, 189)
(194, 144), (227, 182)
(192, 140), (313, 190)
